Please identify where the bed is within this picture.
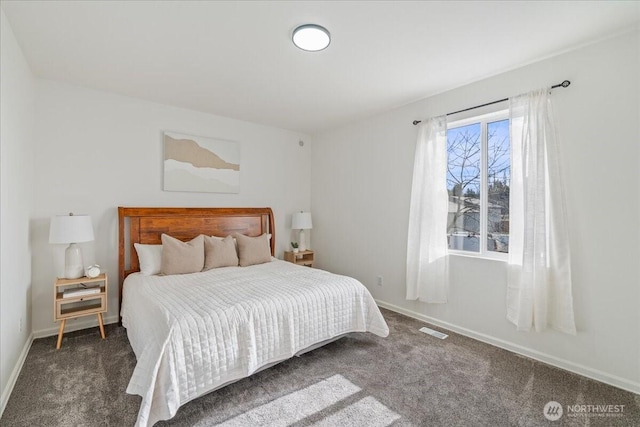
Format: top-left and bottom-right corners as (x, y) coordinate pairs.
(118, 207), (389, 427)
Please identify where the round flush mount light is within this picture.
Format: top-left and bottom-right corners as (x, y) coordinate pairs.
(292, 24), (330, 52)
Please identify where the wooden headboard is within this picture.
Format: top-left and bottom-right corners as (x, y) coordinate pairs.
(118, 207), (275, 310)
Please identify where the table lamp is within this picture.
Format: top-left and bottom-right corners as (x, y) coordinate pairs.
(49, 213), (95, 279)
(292, 211), (313, 251)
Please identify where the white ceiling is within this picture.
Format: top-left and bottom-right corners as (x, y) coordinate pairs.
(3, 1), (639, 134)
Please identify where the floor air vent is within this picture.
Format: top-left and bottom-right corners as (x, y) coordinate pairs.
(419, 327), (448, 339)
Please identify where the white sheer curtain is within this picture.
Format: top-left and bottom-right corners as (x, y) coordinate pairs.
(507, 89), (576, 334)
(406, 116), (449, 303)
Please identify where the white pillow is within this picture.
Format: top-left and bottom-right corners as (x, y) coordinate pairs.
(134, 243), (162, 276)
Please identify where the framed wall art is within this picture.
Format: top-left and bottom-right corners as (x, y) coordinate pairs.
(163, 131), (240, 193)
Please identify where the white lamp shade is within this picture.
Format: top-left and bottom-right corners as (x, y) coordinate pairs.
(292, 212), (313, 230)
(49, 214), (94, 244)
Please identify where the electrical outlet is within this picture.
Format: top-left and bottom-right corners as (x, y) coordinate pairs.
(377, 276), (383, 287)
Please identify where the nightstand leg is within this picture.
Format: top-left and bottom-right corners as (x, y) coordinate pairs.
(97, 313), (105, 339)
(56, 319), (66, 349)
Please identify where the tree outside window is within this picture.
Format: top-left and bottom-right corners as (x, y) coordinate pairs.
(446, 114), (510, 255)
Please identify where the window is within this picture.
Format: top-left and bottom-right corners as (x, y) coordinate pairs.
(446, 110), (510, 257)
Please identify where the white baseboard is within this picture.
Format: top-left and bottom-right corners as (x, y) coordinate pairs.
(33, 314), (119, 339)
(376, 299), (640, 395)
(0, 333), (33, 418)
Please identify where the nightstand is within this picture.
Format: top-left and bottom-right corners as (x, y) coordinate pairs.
(284, 250), (314, 267)
(54, 273), (107, 349)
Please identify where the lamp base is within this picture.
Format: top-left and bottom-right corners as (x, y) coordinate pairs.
(298, 229), (307, 252)
(64, 243), (84, 279)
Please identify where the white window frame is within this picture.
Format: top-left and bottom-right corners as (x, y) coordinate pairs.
(446, 109), (509, 261)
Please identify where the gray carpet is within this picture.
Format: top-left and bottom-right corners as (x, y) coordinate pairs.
(2, 309), (639, 426)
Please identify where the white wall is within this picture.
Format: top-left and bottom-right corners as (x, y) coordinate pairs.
(32, 80), (311, 335)
(311, 30), (640, 393)
(0, 9), (36, 413)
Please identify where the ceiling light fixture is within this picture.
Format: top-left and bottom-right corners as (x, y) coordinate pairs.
(292, 24), (330, 52)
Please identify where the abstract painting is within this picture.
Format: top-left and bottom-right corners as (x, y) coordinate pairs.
(163, 132), (240, 193)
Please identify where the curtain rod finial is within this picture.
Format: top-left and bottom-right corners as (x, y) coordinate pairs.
(413, 120), (421, 126)
(561, 80), (570, 88)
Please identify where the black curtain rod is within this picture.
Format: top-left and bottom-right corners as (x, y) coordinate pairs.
(412, 80), (571, 125)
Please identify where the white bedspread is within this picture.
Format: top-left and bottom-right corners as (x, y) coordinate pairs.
(121, 259), (389, 426)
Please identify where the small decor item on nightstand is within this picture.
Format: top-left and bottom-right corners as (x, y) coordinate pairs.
(85, 264), (101, 278)
(291, 242), (299, 253)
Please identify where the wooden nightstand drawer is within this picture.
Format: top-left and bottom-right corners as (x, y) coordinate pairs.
(284, 250), (314, 267)
(56, 293), (106, 319)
